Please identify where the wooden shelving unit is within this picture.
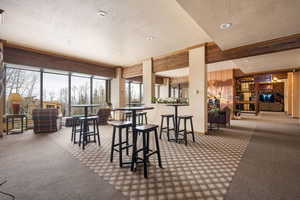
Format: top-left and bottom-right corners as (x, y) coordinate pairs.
(235, 77), (259, 114)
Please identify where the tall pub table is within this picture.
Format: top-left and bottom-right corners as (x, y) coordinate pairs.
(112, 106), (154, 169)
(166, 104), (189, 142)
(71, 104), (101, 148)
(5, 114), (28, 134)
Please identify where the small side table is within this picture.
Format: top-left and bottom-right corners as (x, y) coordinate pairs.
(5, 114), (28, 134)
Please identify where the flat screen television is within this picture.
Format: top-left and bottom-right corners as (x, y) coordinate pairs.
(259, 93), (275, 103)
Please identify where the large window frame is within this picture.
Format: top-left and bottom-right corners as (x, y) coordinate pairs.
(4, 63), (112, 116)
(126, 80), (143, 105)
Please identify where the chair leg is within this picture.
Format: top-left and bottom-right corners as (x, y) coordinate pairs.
(126, 127), (129, 155)
(159, 117), (164, 139)
(154, 128), (163, 168)
(118, 127), (123, 168)
(184, 119), (187, 146)
(142, 132), (148, 178)
(167, 117), (170, 141)
(93, 119), (96, 142)
(177, 118), (181, 142)
(145, 114), (148, 124)
(190, 118), (195, 142)
(110, 127), (116, 162)
(96, 120), (101, 145)
(79, 120), (83, 147)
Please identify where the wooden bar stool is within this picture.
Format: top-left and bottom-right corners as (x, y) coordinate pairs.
(137, 112), (148, 125)
(159, 114), (175, 141)
(71, 115), (85, 144)
(78, 116), (101, 150)
(108, 121), (133, 168)
(131, 124), (163, 178)
(177, 115), (195, 145)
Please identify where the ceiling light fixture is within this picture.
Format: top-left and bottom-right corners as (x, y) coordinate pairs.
(220, 23), (232, 30)
(0, 9), (4, 25)
(97, 10), (107, 17)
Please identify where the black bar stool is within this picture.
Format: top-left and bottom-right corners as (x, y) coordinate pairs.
(108, 121), (133, 168)
(123, 111), (132, 121)
(78, 116), (101, 150)
(177, 115), (195, 145)
(137, 112), (148, 125)
(131, 124), (163, 178)
(71, 116), (82, 144)
(159, 114), (175, 141)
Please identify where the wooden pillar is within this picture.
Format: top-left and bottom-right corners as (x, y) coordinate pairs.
(189, 46), (207, 133)
(0, 41), (4, 137)
(287, 72), (293, 115)
(291, 72), (300, 118)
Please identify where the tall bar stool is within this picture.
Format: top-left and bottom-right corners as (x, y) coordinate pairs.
(137, 112), (148, 125)
(71, 115), (83, 144)
(131, 124), (163, 178)
(159, 114), (175, 141)
(108, 121), (133, 168)
(122, 111), (132, 121)
(78, 116), (101, 150)
(177, 115), (195, 145)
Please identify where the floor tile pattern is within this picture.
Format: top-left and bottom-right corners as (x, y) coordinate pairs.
(52, 126), (252, 200)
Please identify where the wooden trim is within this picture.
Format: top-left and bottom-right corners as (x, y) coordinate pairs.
(206, 33), (300, 64)
(122, 64), (143, 78)
(3, 45), (116, 78)
(153, 51), (189, 73)
(236, 67), (300, 78)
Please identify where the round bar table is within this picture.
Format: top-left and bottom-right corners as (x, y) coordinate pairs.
(112, 106), (154, 170)
(72, 104), (102, 149)
(166, 104), (189, 142)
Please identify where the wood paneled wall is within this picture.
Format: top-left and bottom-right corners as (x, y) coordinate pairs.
(207, 69), (235, 111)
(4, 45), (116, 78)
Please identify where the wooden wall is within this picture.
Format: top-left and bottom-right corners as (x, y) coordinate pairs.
(0, 41), (3, 137)
(4, 45), (116, 78)
(207, 69), (235, 111)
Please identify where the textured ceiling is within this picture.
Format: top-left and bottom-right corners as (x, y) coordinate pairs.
(177, 0), (300, 50)
(0, 0), (211, 66)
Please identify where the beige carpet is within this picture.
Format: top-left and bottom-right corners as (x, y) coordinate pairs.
(52, 120), (254, 200)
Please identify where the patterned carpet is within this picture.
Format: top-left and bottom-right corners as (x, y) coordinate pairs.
(52, 124), (253, 200)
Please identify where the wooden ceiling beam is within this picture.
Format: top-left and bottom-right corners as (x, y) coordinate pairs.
(3, 43), (116, 78)
(122, 64), (143, 79)
(206, 33), (300, 64)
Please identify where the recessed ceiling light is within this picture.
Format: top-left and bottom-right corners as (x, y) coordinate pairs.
(220, 23), (232, 30)
(97, 10), (107, 17)
(146, 36), (155, 41)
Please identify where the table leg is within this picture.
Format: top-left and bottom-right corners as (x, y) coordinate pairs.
(131, 110), (137, 171)
(175, 106), (178, 142)
(83, 107), (89, 149)
(21, 117), (24, 133)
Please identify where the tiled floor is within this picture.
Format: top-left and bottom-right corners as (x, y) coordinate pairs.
(52, 122), (254, 200)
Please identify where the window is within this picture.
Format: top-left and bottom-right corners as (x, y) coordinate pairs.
(5, 64), (41, 128)
(71, 73), (91, 115)
(43, 71), (69, 117)
(92, 77), (107, 112)
(125, 81), (143, 105)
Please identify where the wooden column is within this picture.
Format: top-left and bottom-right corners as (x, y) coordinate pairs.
(287, 73), (293, 115)
(291, 72), (300, 118)
(0, 41), (4, 137)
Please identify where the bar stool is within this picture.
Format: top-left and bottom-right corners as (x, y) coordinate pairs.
(131, 124), (163, 178)
(137, 112), (148, 125)
(177, 115), (195, 145)
(71, 115), (83, 144)
(108, 121), (133, 168)
(159, 114), (175, 141)
(122, 111), (132, 121)
(78, 116), (101, 150)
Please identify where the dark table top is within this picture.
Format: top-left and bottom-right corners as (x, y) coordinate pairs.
(72, 104), (102, 107)
(166, 104), (189, 107)
(112, 106), (154, 111)
(5, 114), (27, 118)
